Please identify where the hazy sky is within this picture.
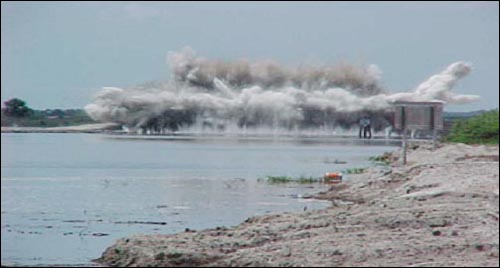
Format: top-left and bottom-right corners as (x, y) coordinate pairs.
(1, 1), (498, 111)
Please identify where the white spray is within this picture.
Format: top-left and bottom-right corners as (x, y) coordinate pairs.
(85, 47), (479, 132)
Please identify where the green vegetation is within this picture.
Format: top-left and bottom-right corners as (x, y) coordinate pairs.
(263, 175), (323, 184)
(3, 98), (33, 117)
(445, 109), (499, 144)
(369, 152), (392, 166)
(344, 167), (367, 174)
(1, 98), (96, 127)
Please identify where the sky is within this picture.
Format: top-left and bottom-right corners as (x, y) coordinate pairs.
(1, 1), (498, 112)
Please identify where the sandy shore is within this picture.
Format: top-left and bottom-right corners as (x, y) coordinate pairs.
(1, 123), (119, 133)
(95, 142), (499, 267)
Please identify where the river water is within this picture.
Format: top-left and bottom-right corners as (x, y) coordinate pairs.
(1, 133), (398, 266)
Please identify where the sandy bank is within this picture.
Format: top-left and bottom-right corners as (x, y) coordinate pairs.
(95, 142), (499, 267)
(1, 123), (119, 133)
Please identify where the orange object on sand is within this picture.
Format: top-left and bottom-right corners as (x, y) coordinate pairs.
(324, 172), (342, 183)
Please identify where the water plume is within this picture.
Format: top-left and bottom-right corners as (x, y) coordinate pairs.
(85, 47), (478, 133)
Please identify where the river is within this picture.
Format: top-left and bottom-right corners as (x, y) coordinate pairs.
(1, 133), (398, 265)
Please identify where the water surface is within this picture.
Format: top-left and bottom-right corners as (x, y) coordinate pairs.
(1, 133), (398, 265)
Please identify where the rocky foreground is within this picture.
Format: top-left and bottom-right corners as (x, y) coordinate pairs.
(95, 142), (499, 267)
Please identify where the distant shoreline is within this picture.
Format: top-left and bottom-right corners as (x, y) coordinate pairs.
(0, 125), (407, 145)
(1, 125), (403, 141)
(0, 123), (119, 133)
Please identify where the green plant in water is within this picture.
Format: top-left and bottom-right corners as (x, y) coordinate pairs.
(265, 176), (295, 183)
(296, 176), (322, 184)
(265, 175), (323, 184)
(369, 152), (392, 166)
(344, 167), (367, 174)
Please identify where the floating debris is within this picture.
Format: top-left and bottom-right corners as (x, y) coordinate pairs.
(323, 158), (347, 164)
(92, 233), (110, 237)
(114, 221), (167, 225)
(63, 220), (86, 223)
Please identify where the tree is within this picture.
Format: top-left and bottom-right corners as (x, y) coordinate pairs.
(3, 98), (33, 117)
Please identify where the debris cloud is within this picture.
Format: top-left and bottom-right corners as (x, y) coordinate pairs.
(85, 47), (478, 133)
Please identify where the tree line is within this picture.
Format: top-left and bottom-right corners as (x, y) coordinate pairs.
(1, 98), (95, 127)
